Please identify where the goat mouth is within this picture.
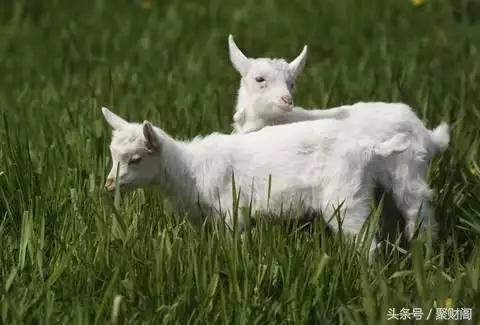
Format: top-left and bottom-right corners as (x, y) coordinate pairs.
(105, 182), (119, 192)
(279, 105), (294, 112)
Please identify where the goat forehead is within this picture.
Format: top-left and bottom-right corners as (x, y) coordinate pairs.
(110, 129), (144, 156)
(112, 128), (142, 145)
(250, 59), (291, 78)
(110, 142), (138, 155)
(258, 58), (289, 70)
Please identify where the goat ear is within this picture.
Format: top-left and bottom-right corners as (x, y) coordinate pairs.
(102, 106), (129, 130)
(288, 45), (308, 80)
(142, 121), (161, 151)
(228, 34), (250, 76)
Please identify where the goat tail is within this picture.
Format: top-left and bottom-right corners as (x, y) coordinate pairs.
(373, 133), (411, 157)
(428, 122), (450, 154)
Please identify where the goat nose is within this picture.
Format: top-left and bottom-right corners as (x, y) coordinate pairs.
(281, 96), (293, 106)
(105, 178), (114, 189)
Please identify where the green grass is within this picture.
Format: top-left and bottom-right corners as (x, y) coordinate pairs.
(1, 0), (480, 324)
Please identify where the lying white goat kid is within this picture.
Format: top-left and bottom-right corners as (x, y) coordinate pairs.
(228, 35), (450, 241)
(102, 106), (427, 255)
(228, 35), (349, 134)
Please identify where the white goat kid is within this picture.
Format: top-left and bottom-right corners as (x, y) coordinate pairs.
(228, 35), (349, 134)
(228, 36), (450, 241)
(101, 106), (411, 255)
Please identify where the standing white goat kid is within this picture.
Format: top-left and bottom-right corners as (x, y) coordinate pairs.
(227, 35), (450, 241)
(228, 35), (350, 134)
(101, 106), (412, 256)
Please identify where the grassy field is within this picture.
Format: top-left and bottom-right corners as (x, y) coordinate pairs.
(1, 0), (480, 324)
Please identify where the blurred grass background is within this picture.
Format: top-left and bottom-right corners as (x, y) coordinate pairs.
(0, 0), (479, 324)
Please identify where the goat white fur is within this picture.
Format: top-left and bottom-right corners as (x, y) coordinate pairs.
(228, 35), (450, 241)
(102, 106), (413, 254)
(228, 35), (350, 134)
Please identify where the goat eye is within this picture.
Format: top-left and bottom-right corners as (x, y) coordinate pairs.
(129, 157), (142, 165)
(255, 76), (265, 83)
